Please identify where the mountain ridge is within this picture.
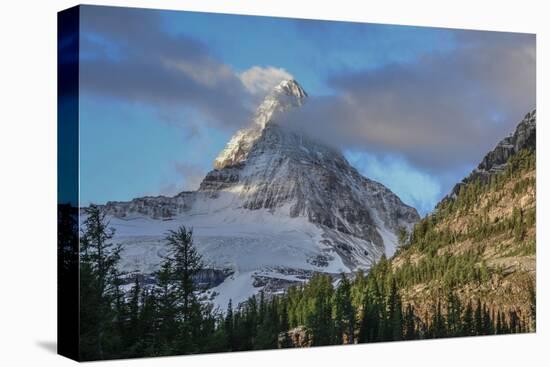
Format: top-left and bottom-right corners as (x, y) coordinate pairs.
(444, 109), (536, 203)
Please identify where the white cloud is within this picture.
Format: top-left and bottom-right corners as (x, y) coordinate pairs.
(239, 66), (294, 95)
(175, 162), (206, 191)
(162, 58), (235, 88)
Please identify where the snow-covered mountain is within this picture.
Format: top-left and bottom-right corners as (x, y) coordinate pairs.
(100, 79), (420, 308)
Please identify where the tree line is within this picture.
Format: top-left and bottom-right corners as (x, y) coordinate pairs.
(71, 204), (533, 360)
(78, 205), (225, 360)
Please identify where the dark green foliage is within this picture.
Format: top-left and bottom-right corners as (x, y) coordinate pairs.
(404, 304), (417, 339)
(162, 226), (205, 354)
(462, 301), (474, 336)
(164, 227), (203, 317)
(224, 299), (235, 350)
(333, 274), (355, 344)
(358, 276), (382, 343)
(303, 274), (335, 346)
(153, 261), (180, 354)
(482, 304), (494, 335)
(428, 301), (447, 339)
(255, 294), (281, 349)
(445, 291), (462, 337)
(222, 270), (529, 349)
(475, 299), (483, 335)
(386, 279), (403, 341)
(79, 210), (226, 360)
(396, 226), (410, 253)
(79, 204), (123, 360)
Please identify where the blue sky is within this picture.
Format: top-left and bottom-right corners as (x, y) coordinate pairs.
(77, 5), (535, 216)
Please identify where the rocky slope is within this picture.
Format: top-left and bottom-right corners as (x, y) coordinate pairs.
(386, 110), (536, 329)
(200, 81), (419, 258)
(98, 79), (419, 307)
(447, 109), (536, 199)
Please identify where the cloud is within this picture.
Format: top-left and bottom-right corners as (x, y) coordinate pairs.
(79, 6), (254, 129)
(345, 151), (441, 215)
(159, 162), (207, 196)
(175, 162), (207, 191)
(239, 66), (294, 96)
(280, 30), (535, 171)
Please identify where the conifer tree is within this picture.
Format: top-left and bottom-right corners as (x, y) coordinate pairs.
(387, 278), (403, 341)
(333, 274), (355, 344)
(256, 296), (279, 349)
(496, 310), (503, 334)
(462, 300), (474, 336)
(358, 276), (382, 343)
(112, 275), (127, 353)
(154, 260), (179, 355)
(351, 270), (367, 312)
(79, 204), (123, 360)
(397, 227), (409, 250)
(430, 301), (446, 338)
(404, 304), (416, 340)
(165, 227), (203, 321)
(482, 304), (494, 335)
(163, 226), (204, 353)
(446, 290), (462, 337)
(126, 276), (142, 356)
(305, 273), (334, 346)
(138, 288), (160, 356)
(81, 205), (122, 297)
(225, 299), (235, 350)
(474, 299), (483, 335)
(279, 297), (290, 332)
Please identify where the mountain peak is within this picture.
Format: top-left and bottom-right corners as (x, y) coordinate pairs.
(253, 79), (308, 128)
(273, 79), (308, 99)
(213, 79), (308, 169)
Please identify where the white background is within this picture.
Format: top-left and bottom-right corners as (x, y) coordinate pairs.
(0, 0), (548, 365)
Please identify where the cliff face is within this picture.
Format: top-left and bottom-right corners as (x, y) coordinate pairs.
(201, 120), (419, 257)
(447, 109), (536, 200)
(205, 79), (419, 257)
(103, 79), (419, 263)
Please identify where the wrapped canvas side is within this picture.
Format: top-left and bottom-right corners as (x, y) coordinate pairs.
(57, 5), (80, 361)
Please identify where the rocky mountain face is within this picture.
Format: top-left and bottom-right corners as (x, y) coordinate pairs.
(213, 79), (307, 169)
(202, 80), (418, 256)
(99, 79), (419, 307)
(447, 109), (536, 199)
(104, 192), (194, 219)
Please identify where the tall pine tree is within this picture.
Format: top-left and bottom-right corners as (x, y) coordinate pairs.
(79, 204), (123, 360)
